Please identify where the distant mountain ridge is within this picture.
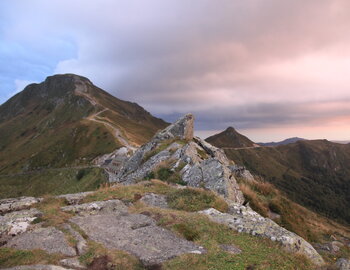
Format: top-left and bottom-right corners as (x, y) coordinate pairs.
(258, 137), (306, 147)
(205, 127), (257, 148)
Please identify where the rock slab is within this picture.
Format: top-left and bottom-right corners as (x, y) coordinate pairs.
(5, 227), (76, 256)
(70, 213), (205, 266)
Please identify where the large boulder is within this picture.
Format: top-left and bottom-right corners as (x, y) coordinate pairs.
(0, 197), (42, 214)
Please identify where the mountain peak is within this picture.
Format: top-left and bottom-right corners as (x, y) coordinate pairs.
(206, 126), (256, 148)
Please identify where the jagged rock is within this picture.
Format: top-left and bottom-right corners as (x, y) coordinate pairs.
(229, 165), (255, 182)
(60, 258), (86, 269)
(1, 265), (73, 270)
(0, 197), (42, 214)
(6, 227), (76, 256)
(114, 114), (244, 204)
(57, 192), (94, 205)
(61, 199), (128, 216)
(140, 193), (169, 208)
(199, 207), (324, 266)
(62, 224), (88, 255)
(0, 208), (42, 239)
(70, 213), (206, 267)
(219, 244), (242, 254)
(336, 258), (350, 270)
(155, 113), (194, 141)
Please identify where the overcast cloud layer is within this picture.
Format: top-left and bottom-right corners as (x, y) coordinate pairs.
(1, 0), (350, 141)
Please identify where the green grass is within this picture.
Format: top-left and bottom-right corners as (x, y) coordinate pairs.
(131, 206), (315, 270)
(0, 167), (107, 199)
(0, 248), (63, 268)
(79, 241), (143, 270)
(167, 188), (228, 212)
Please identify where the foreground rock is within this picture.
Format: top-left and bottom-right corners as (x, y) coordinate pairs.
(70, 213), (205, 267)
(57, 192), (94, 205)
(336, 258), (350, 270)
(0, 208), (42, 240)
(2, 265), (73, 270)
(6, 227), (76, 256)
(61, 199), (128, 216)
(0, 197), (42, 214)
(199, 207), (325, 266)
(115, 114), (244, 203)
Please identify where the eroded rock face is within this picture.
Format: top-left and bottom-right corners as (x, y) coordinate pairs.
(199, 207), (325, 266)
(6, 227), (76, 256)
(114, 114), (245, 204)
(140, 193), (169, 209)
(0, 197), (42, 214)
(57, 192), (94, 205)
(61, 200), (128, 216)
(70, 213), (205, 267)
(0, 208), (42, 239)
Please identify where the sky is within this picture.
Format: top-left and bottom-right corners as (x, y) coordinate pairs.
(1, 0), (350, 142)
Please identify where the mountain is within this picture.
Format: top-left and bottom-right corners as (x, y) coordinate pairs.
(205, 127), (257, 148)
(0, 74), (167, 197)
(224, 139), (350, 224)
(258, 137), (306, 147)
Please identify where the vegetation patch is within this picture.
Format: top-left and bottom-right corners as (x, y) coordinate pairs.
(130, 206), (314, 270)
(36, 197), (73, 227)
(238, 180), (350, 243)
(83, 180), (177, 203)
(79, 240), (142, 270)
(0, 248), (63, 268)
(167, 188), (228, 212)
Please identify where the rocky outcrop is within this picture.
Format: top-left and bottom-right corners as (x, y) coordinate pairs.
(140, 193), (169, 209)
(199, 207), (325, 266)
(6, 227), (77, 256)
(336, 258), (350, 270)
(0, 197), (42, 214)
(114, 114), (245, 204)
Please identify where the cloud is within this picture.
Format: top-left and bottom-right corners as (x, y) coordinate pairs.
(2, 0), (350, 140)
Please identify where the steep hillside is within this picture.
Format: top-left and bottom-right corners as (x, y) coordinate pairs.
(0, 74), (168, 197)
(205, 127), (257, 148)
(0, 74), (167, 175)
(225, 140), (350, 224)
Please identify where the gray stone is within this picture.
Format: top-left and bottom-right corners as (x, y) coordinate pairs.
(113, 114), (245, 204)
(70, 213), (205, 266)
(140, 193), (169, 208)
(61, 199), (128, 216)
(57, 192), (94, 205)
(5, 227), (76, 256)
(60, 258), (86, 269)
(219, 244), (242, 254)
(0, 197), (42, 214)
(0, 208), (42, 238)
(154, 113), (194, 141)
(1, 265), (73, 270)
(199, 207), (324, 266)
(336, 258), (350, 270)
(62, 224), (88, 255)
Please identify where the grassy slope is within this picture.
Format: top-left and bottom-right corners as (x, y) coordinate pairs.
(225, 140), (350, 224)
(0, 167), (108, 199)
(0, 181), (318, 270)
